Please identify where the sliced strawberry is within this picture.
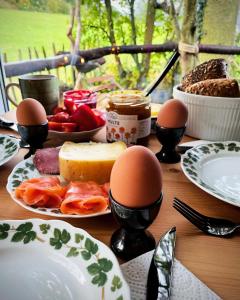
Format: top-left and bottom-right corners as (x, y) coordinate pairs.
(71, 104), (99, 131)
(93, 110), (106, 127)
(64, 98), (78, 114)
(61, 122), (78, 132)
(48, 121), (63, 131)
(50, 112), (70, 123)
(53, 106), (68, 115)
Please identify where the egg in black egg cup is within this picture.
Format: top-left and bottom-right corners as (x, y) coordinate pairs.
(17, 122), (48, 159)
(109, 190), (163, 261)
(155, 124), (186, 164)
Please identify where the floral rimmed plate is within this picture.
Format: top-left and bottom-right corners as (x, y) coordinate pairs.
(0, 134), (19, 166)
(181, 141), (240, 207)
(6, 157), (111, 218)
(0, 219), (130, 300)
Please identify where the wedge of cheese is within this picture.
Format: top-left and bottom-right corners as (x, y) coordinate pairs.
(59, 141), (127, 184)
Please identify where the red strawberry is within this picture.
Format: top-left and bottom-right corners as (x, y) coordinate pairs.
(71, 104), (99, 131)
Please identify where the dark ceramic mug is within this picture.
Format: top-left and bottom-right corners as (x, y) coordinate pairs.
(5, 74), (59, 114)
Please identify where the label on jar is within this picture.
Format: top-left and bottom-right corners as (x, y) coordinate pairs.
(138, 117), (151, 139)
(106, 111), (150, 145)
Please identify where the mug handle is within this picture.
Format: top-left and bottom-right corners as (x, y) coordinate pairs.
(5, 83), (20, 107)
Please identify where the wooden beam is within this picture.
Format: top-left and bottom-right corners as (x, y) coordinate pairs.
(4, 42), (240, 78)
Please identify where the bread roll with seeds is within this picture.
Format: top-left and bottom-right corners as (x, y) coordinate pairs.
(180, 58), (228, 91)
(185, 78), (240, 97)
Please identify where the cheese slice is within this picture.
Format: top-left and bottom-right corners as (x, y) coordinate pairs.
(59, 141), (127, 184)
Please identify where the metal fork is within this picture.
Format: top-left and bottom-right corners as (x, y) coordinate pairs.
(173, 197), (240, 237)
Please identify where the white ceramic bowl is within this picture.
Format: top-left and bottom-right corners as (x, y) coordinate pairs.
(173, 85), (240, 141)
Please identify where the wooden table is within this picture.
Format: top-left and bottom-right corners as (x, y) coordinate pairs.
(1, 113), (240, 300)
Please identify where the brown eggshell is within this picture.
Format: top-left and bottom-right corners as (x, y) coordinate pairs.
(16, 98), (47, 126)
(157, 99), (188, 128)
(110, 145), (162, 208)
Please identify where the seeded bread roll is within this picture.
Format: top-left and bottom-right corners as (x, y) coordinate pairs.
(185, 78), (240, 97)
(180, 59), (228, 91)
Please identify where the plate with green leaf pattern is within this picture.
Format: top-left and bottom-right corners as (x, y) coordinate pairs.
(0, 219), (130, 300)
(6, 157), (111, 218)
(0, 134), (19, 166)
(181, 141), (240, 207)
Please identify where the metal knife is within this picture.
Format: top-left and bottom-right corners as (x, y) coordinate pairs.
(0, 116), (18, 132)
(176, 140), (210, 154)
(146, 227), (176, 300)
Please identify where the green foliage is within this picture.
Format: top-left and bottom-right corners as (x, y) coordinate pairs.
(87, 258), (113, 287)
(0, 223), (10, 240)
(4, 0), (70, 14)
(11, 222), (36, 244)
(39, 224), (51, 234)
(1, 2), (239, 90)
(111, 275), (122, 292)
(50, 228), (71, 249)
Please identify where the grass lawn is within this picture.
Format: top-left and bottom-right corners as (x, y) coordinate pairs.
(0, 8), (70, 62)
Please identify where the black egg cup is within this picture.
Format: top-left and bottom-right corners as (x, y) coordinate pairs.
(109, 190), (163, 261)
(17, 123), (48, 159)
(155, 124), (185, 164)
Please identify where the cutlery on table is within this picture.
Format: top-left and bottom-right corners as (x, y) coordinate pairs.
(0, 116), (18, 132)
(146, 227), (176, 300)
(173, 197), (240, 237)
(0, 117), (30, 148)
(176, 140), (210, 154)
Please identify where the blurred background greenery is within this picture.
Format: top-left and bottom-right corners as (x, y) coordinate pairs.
(0, 0), (240, 104)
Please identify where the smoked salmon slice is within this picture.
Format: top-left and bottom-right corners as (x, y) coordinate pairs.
(15, 177), (66, 208)
(60, 181), (109, 215)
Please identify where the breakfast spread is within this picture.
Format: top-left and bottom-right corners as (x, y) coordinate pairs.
(179, 58), (240, 97)
(106, 90), (151, 146)
(16, 98), (48, 126)
(185, 78), (240, 97)
(48, 104), (105, 132)
(59, 141), (127, 184)
(180, 58), (228, 91)
(110, 145), (162, 208)
(33, 148), (60, 174)
(15, 177), (65, 208)
(13, 140), (126, 215)
(156, 99), (188, 128)
(60, 181), (109, 215)
(63, 89), (97, 110)
(15, 177), (109, 215)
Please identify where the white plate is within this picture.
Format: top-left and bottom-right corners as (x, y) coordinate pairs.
(6, 157), (111, 218)
(0, 134), (19, 166)
(0, 219), (130, 300)
(181, 141), (240, 207)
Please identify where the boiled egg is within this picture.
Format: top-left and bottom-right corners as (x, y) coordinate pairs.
(157, 99), (188, 128)
(16, 98), (47, 126)
(110, 145), (162, 208)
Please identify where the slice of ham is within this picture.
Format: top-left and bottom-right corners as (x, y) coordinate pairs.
(60, 181), (109, 215)
(33, 148), (60, 174)
(15, 177), (66, 208)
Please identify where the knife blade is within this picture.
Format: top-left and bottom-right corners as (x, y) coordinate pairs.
(146, 227), (176, 300)
(0, 116), (18, 132)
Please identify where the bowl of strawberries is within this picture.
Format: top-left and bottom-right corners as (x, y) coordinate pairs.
(46, 94), (105, 146)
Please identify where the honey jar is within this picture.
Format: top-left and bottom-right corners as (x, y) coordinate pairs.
(106, 90), (151, 146)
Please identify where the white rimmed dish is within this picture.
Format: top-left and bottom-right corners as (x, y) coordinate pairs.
(181, 141), (240, 207)
(173, 85), (240, 141)
(0, 134), (20, 166)
(0, 219), (130, 300)
(47, 125), (104, 147)
(6, 157), (111, 218)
